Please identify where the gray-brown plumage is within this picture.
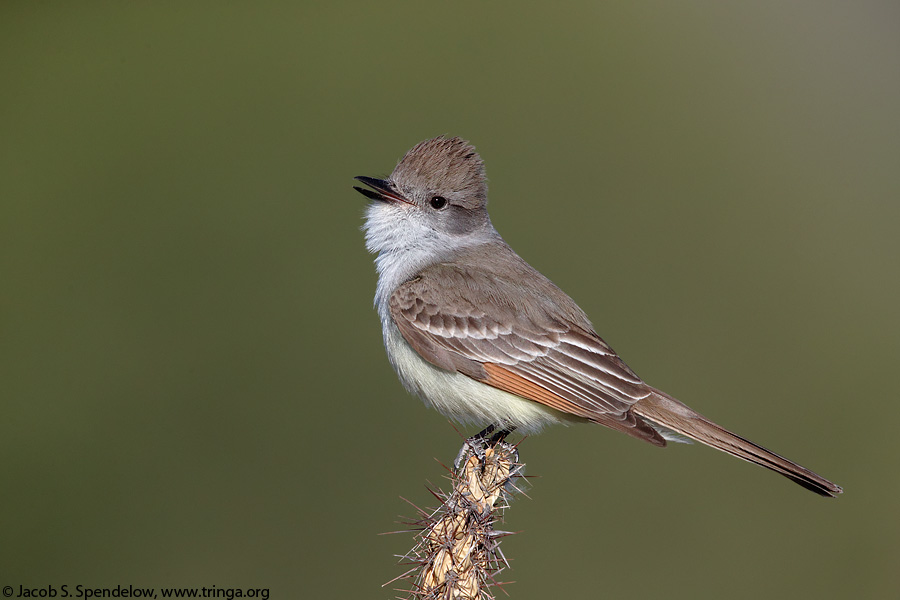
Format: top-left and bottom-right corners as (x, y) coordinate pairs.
(356, 136), (842, 497)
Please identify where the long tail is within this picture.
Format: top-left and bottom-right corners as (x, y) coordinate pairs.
(633, 388), (843, 497)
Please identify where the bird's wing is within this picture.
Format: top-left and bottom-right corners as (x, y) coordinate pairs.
(389, 264), (665, 445)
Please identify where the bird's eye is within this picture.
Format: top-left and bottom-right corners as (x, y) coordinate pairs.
(429, 196), (448, 210)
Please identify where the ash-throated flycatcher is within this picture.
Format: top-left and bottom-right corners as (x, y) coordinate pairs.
(355, 136), (841, 497)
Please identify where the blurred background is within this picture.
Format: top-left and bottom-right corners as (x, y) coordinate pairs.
(2, 2), (898, 598)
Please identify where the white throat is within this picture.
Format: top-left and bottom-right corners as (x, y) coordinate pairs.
(362, 201), (496, 322)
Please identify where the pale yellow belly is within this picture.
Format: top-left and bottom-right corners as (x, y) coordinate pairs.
(382, 321), (580, 433)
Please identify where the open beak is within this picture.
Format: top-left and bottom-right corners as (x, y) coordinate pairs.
(353, 176), (414, 205)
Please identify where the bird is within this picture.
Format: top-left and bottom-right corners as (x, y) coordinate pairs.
(354, 135), (842, 497)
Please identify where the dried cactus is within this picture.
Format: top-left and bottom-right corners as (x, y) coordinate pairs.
(388, 440), (525, 600)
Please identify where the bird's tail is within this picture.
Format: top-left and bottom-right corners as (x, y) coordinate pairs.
(633, 388), (843, 497)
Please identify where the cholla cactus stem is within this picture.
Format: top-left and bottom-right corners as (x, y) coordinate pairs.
(388, 440), (524, 600)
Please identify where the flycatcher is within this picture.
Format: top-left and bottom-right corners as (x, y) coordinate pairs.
(355, 136), (842, 497)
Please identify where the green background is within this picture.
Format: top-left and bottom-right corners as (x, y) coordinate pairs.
(2, 2), (898, 598)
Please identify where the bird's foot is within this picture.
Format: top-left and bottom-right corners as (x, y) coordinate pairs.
(454, 424), (517, 470)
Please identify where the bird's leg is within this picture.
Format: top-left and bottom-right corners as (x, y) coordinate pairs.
(454, 423), (517, 470)
(489, 424), (516, 445)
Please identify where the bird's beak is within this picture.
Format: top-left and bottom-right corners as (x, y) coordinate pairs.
(353, 176), (414, 205)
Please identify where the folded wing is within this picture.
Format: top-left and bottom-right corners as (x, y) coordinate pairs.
(389, 265), (665, 445)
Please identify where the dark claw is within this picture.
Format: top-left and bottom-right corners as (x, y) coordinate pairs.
(454, 424), (517, 470)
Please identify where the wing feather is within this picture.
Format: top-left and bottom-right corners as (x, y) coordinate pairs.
(389, 262), (664, 445)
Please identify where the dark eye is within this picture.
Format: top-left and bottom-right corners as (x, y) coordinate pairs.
(429, 196), (448, 210)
